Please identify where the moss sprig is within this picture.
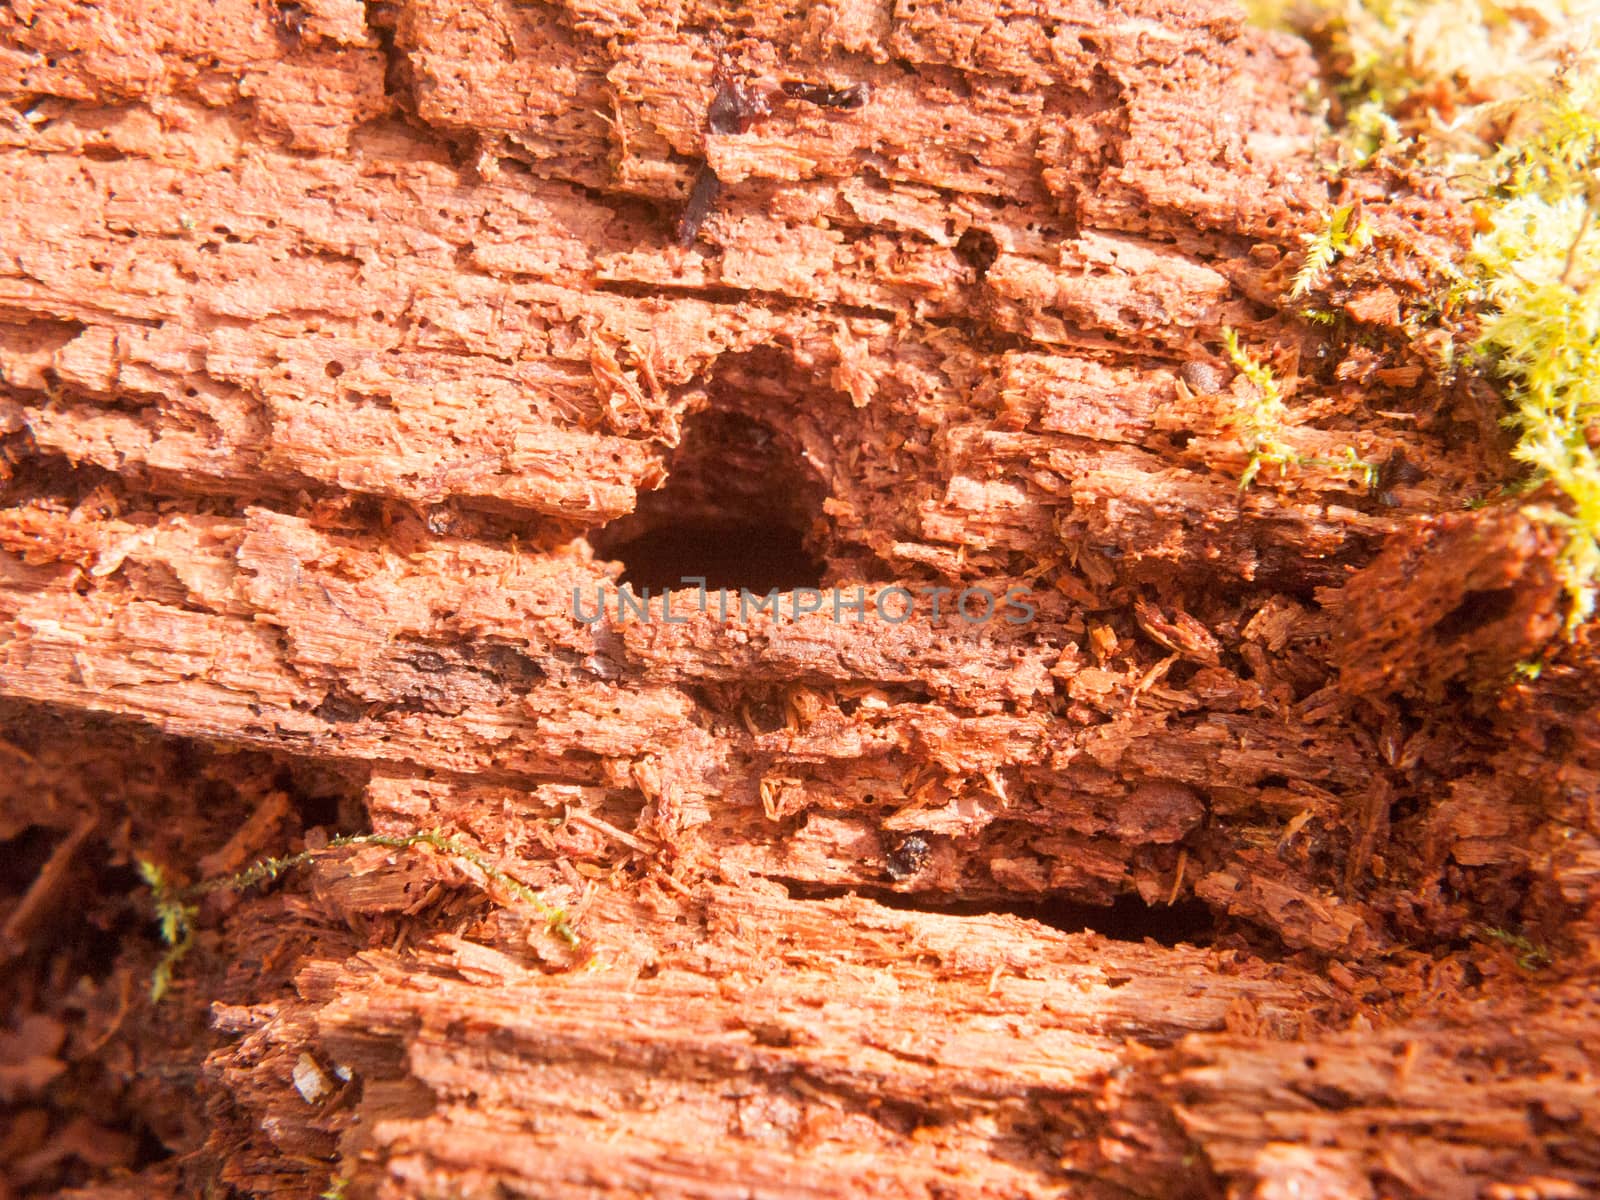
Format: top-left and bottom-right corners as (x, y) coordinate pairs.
(1221, 328), (1379, 491)
(139, 830), (578, 1001)
(1477, 924), (1553, 970)
(138, 859), (199, 1003)
(1223, 328), (1296, 490)
(1292, 201), (1375, 297)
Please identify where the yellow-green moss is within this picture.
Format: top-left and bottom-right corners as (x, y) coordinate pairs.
(1222, 328), (1295, 490)
(1250, 0), (1600, 627)
(1466, 79), (1600, 625)
(1221, 328), (1379, 491)
(1291, 201), (1374, 297)
(1254, 0), (1585, 152)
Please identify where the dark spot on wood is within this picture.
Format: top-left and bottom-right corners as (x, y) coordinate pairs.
(748, 1021), (796, 1047)
(706, 81), (750, 135)
(273, 0), (307, 41)
(886, 834), (931, 880)
(1293, 1081), (1359, 1111)
(482, 643), (546, 689)
(406, 649), (450, 673)
(677, 166), (723, 246)
(955, 227), (999, 279)
(312, 685), (370, 724)
(1436, 587), (1518, 639)
(1371, 448), (1426, 505)
(781, 80), (871, 110)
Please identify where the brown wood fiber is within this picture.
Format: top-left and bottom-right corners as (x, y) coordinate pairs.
(0, 1), (1596, 1197)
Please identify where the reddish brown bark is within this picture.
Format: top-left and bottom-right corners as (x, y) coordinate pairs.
(0, 0), (1596, 1197)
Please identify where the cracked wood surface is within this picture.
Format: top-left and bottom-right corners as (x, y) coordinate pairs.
(1, 0), (1597, 1197)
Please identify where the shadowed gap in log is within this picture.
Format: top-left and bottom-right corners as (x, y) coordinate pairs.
(1013, 893), (1218, 946)
(792, 883), (1221, 948)
(0, 825), (63, 901)
(589, 408), (829, 593)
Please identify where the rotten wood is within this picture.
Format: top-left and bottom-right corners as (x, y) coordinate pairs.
(0, 0), (1596, 1197)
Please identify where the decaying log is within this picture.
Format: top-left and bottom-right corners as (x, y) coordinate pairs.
(1, 0), (1597, 1197)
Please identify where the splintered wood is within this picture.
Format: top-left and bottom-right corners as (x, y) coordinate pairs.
(0, 0), (1596, 1197)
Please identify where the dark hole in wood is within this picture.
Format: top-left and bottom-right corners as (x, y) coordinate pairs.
(811, 884), (1220, 948)
(1435, 587), (1518, 639)
(600, 517), (823, 594)
(274, 765), (347, 830)
(71, 858), (145, 984)
(0, 825), (64, 899)
(591, 409), (828, 595)
(994, 894), (1217, 946)
(132, 1120), (176, 1167)
(955, 226), (999, 279)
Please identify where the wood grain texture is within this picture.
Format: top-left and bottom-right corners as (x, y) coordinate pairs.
(1, 0), (1596, 1197)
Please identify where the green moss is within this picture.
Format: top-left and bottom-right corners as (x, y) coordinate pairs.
(1222, 328), (1295, 490)
(1464, 77), (1600, 627)
(1477, 923), (1553, 969)
(140, 831), (578, 1001)
(1291, 201), (1374, 298)
(137, 859), (199, 1003)
(1222, 328), (1378, 491)
(1255, 0), (1583, 150)
(1248, 0), (1600, 628)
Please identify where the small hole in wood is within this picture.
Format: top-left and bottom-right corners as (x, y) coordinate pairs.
(590, 409), (828, 595)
